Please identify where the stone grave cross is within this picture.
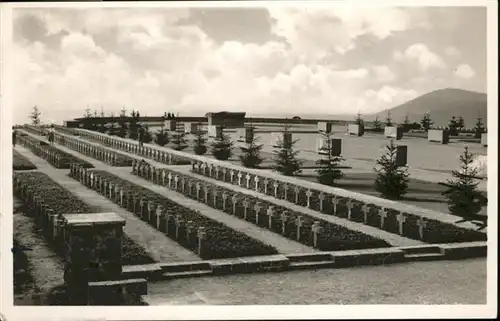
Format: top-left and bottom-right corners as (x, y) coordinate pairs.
(311, 221), (323, 248)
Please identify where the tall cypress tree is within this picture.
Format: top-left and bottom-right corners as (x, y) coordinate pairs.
(193, 130), (208, 155)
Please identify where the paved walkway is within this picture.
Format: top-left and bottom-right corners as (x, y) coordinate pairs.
(14, 144), (200, 263)
(17, 132), (316, 255)
(14, 198), (65, 292)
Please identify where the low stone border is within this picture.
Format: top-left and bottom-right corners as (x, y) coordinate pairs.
(121, 241), (487, 280)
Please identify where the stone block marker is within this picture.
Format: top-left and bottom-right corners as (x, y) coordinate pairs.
(428, 129), (450, 144)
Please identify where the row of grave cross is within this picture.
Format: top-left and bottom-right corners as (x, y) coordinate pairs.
(72, 129), (431, 241)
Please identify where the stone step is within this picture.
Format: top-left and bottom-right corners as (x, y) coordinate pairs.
(399, 245), (442, 255)
(286, 252), (333, 262)
(288, 260), (336, 270)
(160, 261), (212, 273)
(161, 270), (213, 280)
(404, 253), (445, 262)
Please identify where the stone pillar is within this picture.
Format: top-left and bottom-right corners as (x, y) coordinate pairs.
(62, 212), (126, 305)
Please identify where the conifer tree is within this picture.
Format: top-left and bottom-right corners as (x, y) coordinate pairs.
(211, 126), (233, 160)
(315, 132), (344, 186)
(154, 126), (169, 146)
(239, 126), (264, 168)
(142, 124), (153, 143)
(355, 112), (364, 125)
(442, 147), (487, 230)
(448, 116), (459, 136)
(128, 110), (140, 140)
(385, 110), (393, 127)
(107, 112), (118, 136)
(374, 139), (410, 200)
(193, 130), (208, 155)
(402, 115), (411, 132)
(457, 116), (465, 132)
(30, 106), (41, 126)
(420, 112), (433, 131)
(272, 124), (302, 176)
(171, 127), (188, 151)
(372, 116), (383, 132)
(117, 111), (128, 138)
(474, 117), (485, 138)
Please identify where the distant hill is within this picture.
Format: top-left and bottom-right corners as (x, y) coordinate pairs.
(368, 88), (487, 128)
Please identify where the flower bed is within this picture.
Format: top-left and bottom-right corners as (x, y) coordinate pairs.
(204, 170), (487, 244)
(13, 149), (37, 170)
(17, 134), (94, 169)
(13, 171), (154, 265)
(81, 169), (279, 259)
(133, 165), (392, 251)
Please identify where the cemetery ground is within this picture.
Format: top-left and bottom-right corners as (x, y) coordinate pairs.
(12, 123), (488, 305)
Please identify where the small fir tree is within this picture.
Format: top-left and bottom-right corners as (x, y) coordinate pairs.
(171, 127), (188, 151)
(315, 132), (344, 186)
(211, 126), (233, 160)
(107, 113), (118, 136)
(355, 112), (364, 125)
(372, 116), (383, 132)
(142, 124), (153, 143)
(374, 139), (410, 200)
(128, 110), (140, 140)
(474, 117), (485, 138)
(442, 147), (487, 229)
(448, 116), (459, 136)
(457, 116), (465, 132)
(385, 110), (393, 127)
(116, 112), (128, 138)
(239, 127), (264, 168)
(193, 130), (208, 155)
(420, 112), (433, 131)
(30, 106), (41, 126)
(402, 115), (411, 132)
(272, 124), (303, 176)
(154, 126), (169, 146)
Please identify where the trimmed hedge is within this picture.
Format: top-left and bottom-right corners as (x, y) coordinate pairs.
(13, 171), (154, 265)
(13, 149), (37, 170)
(83, 169), (279, 259)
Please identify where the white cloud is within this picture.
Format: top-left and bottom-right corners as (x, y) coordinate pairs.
(445, 46), (461, 57)
(268, 7), (420, 58)
(11, 8), (484, 125)
(455, 64), (476, 79)
(372, 65), (397, 82)
(396, 43), (446, 71)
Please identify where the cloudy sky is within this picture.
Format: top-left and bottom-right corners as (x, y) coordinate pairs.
(11, 5), (486, 124)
